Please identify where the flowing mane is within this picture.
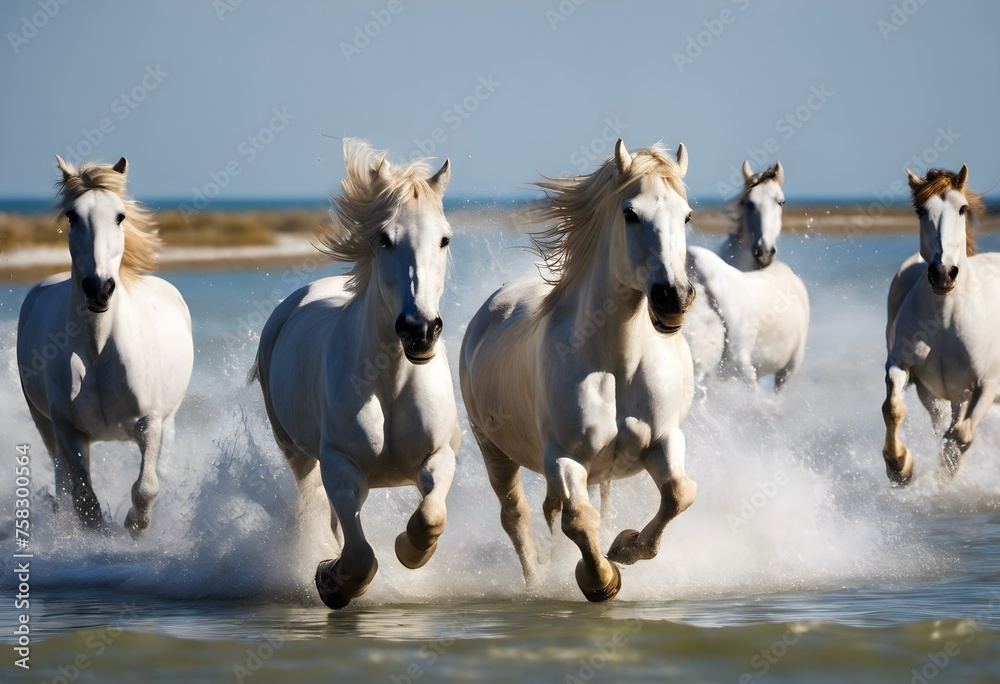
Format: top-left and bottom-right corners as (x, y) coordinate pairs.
(57, 160), (160, 285)
(529, 144), (687, 310)
(318, 138), (443, 291)
(910, 168), (983, 257)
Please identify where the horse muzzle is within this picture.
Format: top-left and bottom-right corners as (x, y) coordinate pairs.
(81, 275), (116, 313)
(647, 282), (695, 337)
(928, 261), (958, 296)
(753, 244), (776, 268)
(395, 314), (443, 365)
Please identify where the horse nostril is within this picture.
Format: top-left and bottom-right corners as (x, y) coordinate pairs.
(432, 316), (443, 338)
(769, 247), (776, 257)
(649, 284), (669, 310)
(81, 275), (99, 298)
(948, 266), (959, 280)
(106, 278), (116, 296)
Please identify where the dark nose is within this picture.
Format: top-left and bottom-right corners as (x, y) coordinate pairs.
(394, 314), (443, 359)
(753, 244), (776, 267)
(649, 282), (695, 317)
(927, 261), (958, 293)
(80, 275), (115, 309)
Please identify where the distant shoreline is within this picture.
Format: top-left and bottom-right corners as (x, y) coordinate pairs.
(2, 203), (997, 284)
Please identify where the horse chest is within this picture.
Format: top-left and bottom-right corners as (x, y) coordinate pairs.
(68, 351), (142, 439)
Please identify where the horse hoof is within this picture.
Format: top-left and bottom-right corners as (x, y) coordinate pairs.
(577, 559), (622, 603)
(394, 532), (437, 569)
(886, 463), (912, 488)
(607, 529), (644, 565)
(125, 511), (148, 540)
(315, 558), (379, 610)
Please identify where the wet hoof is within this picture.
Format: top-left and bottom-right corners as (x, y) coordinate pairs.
(885, 462), (912, 488)
(125, 510), (148, 540)
(315, 557), (378, 610)
(607, 529), (652, 566)
(394, 532), (438, 570)
(577, 559), (622, 603)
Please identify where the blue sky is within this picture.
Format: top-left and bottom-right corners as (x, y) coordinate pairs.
(1, 0), (998, 203)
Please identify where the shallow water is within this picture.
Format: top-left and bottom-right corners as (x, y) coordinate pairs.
(2, 215), (1000, 682)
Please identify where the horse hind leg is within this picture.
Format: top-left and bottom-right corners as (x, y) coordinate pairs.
(478, 429), (540, 588)
(395, 446), (456, 569)
(125, 415), (164, 538)
(315, 453), (377, 609)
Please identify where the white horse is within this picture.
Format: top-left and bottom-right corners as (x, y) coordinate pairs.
(461, 140), (697, 602)
(882, 166), (1000, 485)
(17, 156), (193, 535)
(684, 160), (809, 391)
(252, 140), (459, 609)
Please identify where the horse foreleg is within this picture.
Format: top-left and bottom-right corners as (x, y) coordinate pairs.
(881, 363), (913, 486)
(548, 454), (621, 602)
(26, 401), (70, 505)
(395, 447), (455, 569)
(51, 414), (101, 527)
(942, 379), (997, 477)
(126, 415), (163, 538)
(480, 432), (539, 587)
(315, 454), (377, 609)
(608, 429), (696, 565)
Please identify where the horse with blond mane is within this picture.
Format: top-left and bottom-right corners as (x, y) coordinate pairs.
(882, 165), (1000, 485)
(17, 156), (193, 535)
(252, 139), (459, 609)
(461, 140), (697, 602)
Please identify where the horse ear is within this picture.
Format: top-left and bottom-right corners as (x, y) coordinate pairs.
(774, 161), (784, 186)
(956, 164), (969, 188)
(113, 156), (128, 174)
(54, 154), (75, 181)
(906, 169), (923, 189)
(742, 160), (753, 182)
(371, 157), (388, 183)
(675, 143), (688, 176)
(614, 139), (632, 175)
(428, 158), (450, 195)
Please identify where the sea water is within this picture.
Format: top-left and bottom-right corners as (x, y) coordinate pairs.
(1, 210), (999, 683)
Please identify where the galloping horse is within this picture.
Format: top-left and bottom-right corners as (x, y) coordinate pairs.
(17, 156), (193, 535)
(685, 160), (809, 391)
(461, 140), (697, 602)
(882, 166), (1000, 485)
(252, 140), (459, 609)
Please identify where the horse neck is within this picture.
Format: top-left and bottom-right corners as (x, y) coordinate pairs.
(348, 278), (405, 368)
(561, 232), (649, 372)
(720, 230), (756, 271)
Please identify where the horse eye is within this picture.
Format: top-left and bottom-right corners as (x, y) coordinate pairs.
(116, 213), (126, 225)
(623, 207), (640, 224)
(440, 236), (451, 248)
(959, 205), (969, 216)
(65, 210), (78, 223)
(379, 233), (393, 249)
(777, 199), (785, 207)
(685, 212), (693, 224)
